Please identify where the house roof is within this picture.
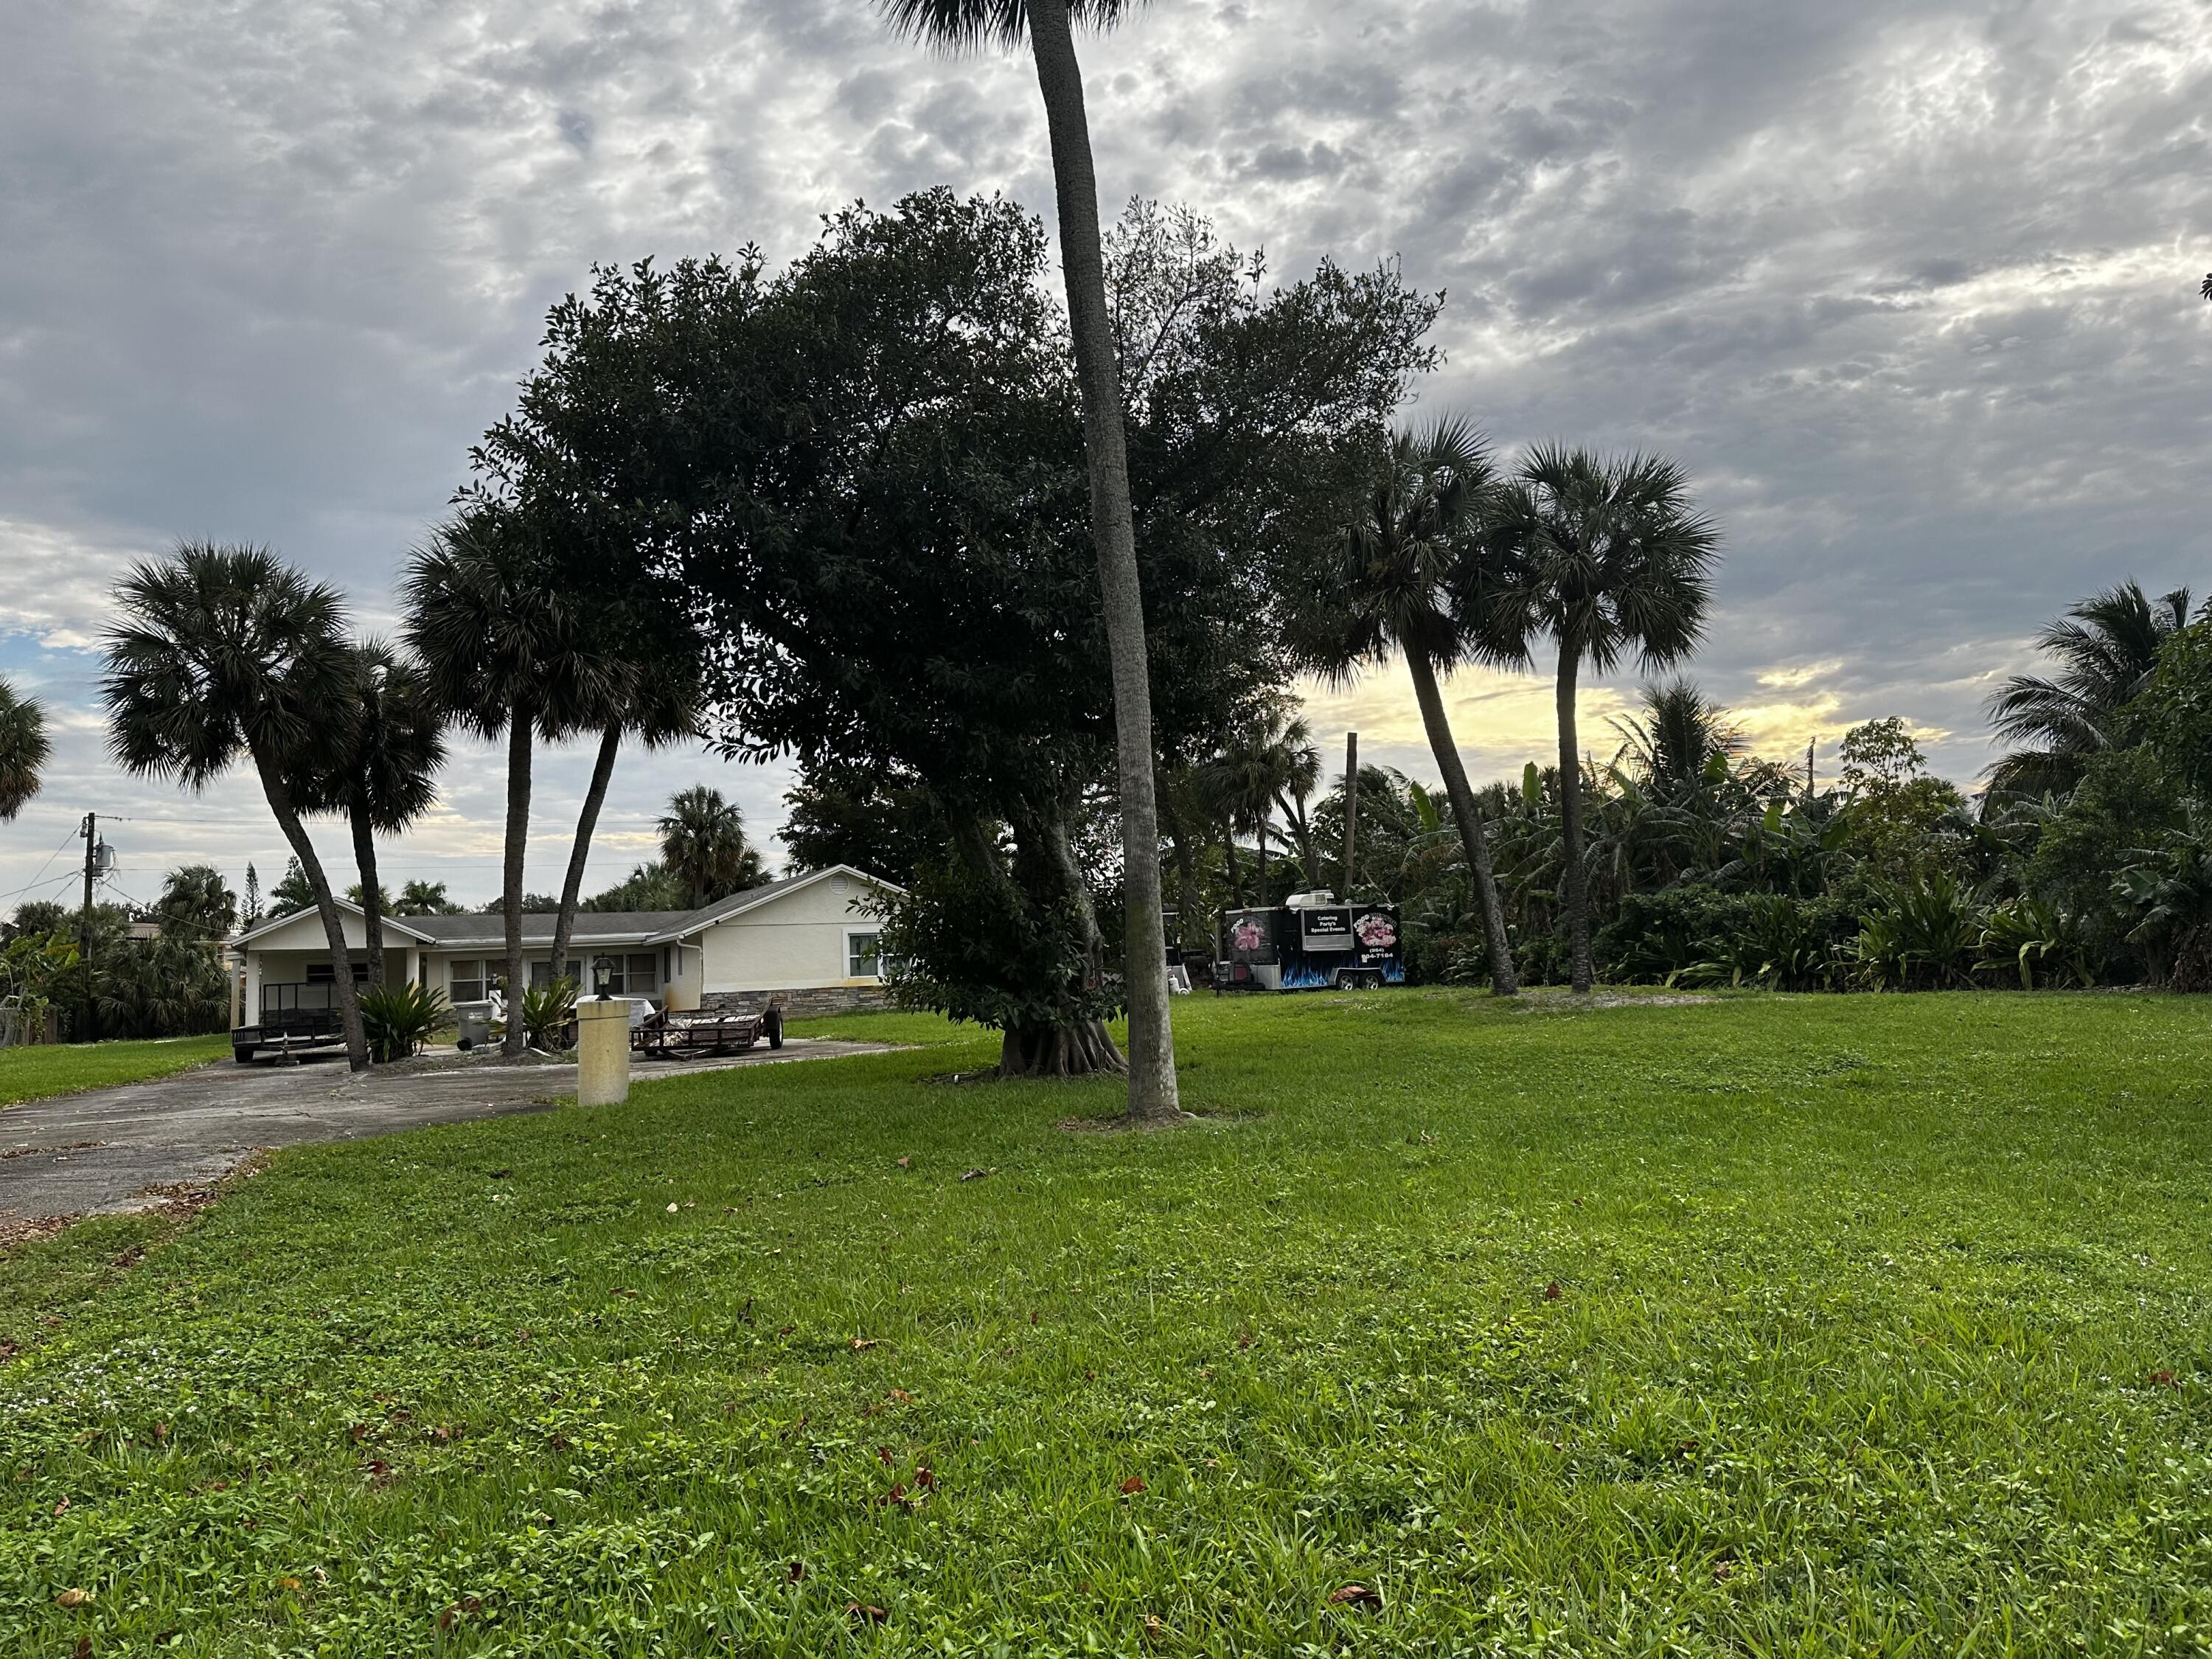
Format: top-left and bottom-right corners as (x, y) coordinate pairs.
(231, 866), (901, 952)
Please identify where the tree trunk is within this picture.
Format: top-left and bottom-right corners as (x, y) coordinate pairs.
(1026, 0), (1180, 1126)
(1222, 822), (1245, 909)
(501, 699), (535, 1055)
(349, 804), (386, 989)
(1254, 815), (1270, 908)
(551, 721), (622, 989)
(1557, 651), (1594, 995)
(1405, 650), (1520, 996)
(254, 751), (368, 1070)
(1282, 795), (1319, 889)
(1001, 1018), (1127, 1077)
(1341, 731), (1359, 898)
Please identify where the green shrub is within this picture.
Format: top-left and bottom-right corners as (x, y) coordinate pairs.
(520, 979), (579, 1051)
(358, 982), (453, 1063)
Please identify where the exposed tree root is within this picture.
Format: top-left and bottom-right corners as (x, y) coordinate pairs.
(998, 1018), (1128, 1079)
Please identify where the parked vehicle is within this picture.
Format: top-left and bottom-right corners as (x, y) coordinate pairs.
(1218, 892), (1404, 991)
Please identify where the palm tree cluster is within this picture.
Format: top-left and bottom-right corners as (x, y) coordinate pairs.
(83, 533), (744, 1063)
(0, 676), (50, 823)
(1289, 422), (1719, 996)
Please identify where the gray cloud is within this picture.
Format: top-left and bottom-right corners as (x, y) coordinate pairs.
(3, 0), (2210, 903)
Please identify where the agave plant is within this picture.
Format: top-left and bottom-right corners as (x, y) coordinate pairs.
(358, 982), (453, 1064)
(519, 978), (579, 1051)
(1850, 872), (1985, 990)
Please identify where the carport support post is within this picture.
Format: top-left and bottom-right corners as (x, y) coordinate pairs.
(577, 999), (630, 1107)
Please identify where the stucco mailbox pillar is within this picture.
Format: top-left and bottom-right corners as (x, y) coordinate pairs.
(577, 998), (631, 1107)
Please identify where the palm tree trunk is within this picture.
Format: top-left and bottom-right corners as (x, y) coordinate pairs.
(349, 805), (386, 989)
(501, 699), (534, 1055)
(254, 752), (368, 1070)
(1254, 815), (1270, 908)
(1222, 822), (1245, 909)
(1557, 651), (1594, 995)
(551, 721), (622, 989)
(1026, 0), (1179, 1125)
(1405, 650), (1520, 996)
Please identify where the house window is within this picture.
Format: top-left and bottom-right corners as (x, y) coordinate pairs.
(846, 930), (886, 979)
(627, 954), (658, 994)
(450, 960), (485, 1002)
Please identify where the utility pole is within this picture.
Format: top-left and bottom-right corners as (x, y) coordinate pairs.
(1340, 731), (1358, 900)
(79, 811), (97, 1045)
(1805, 738), (1815, 803)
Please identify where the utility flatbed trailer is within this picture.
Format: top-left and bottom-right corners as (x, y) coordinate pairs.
(233, 981), (347, 1063)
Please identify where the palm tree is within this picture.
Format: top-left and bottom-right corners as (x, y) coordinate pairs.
(156, 864), (238, 942)
(0, 676), (49, 822)
(548, 653), (703, 989)
(874, 0), (1180, 1125)
(1612, 679), (1742, 796)
(1487, 445), (1720, 994)
(1986, 581), (2192, 801)
(394, 879), (462, 917)
(305, 641), (448, 987)
(659, 787), (765, 908)
(1307, 421), (1521, 995)
(99, 542), (371, 1068)
(403, 513), (604, 1054)
(1207, 708), (1319, 907)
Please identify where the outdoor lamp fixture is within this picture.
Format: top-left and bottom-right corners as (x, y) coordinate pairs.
(591, 955), (616, 1001)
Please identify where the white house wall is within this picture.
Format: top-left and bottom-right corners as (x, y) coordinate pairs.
(699, 875), (890, 993)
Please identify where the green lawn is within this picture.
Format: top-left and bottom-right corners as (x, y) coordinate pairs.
(5, 991), (2212, 1655)
(0, 1032), (230, 1107)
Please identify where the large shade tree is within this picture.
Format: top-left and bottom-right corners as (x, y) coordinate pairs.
(1487, 445), (1721, 994)
(0, 677), (49, 823)
(1986, 581), (2194, 802)
(874, 0), (1181, 1122)
(99, 543), (370, 1068)
(1294, 422), (1522, 995)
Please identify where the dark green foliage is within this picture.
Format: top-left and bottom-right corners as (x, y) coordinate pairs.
(358, 983), (453, 1064)
(779, 769), (939, 890)
(155, 865), (237, 942)
(658, 787), (766, 908)
(517, 980), (578, 1051)
(0, 674), (49, 822)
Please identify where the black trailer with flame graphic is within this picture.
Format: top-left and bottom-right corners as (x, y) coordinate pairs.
(1220, 901), (1403, 991)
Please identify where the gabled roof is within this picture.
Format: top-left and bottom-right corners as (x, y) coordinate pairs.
(231, 867), (903, 953)
(230, 898), (438, 950)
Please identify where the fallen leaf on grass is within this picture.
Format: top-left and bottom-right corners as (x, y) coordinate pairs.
(1142, 1613), (1169, 1644)
(73, 1640), (91, 1659)
(959, 1167), (994, 1182)
(666, 1203), (679, 1214)
(846, 1602), (888, 1626)
(886, 1388), (914, 1405)
(897, 1157), (911, 1169)
(277, 1576), (303, 1593)
(55, 1588), (94, 1608)
(52, 1498), (68, 1516)
(914, 1463), (936, 1491)
(786, 1561), (806, 1583)
(1327, 1584), (1382, 1610)
(1543, 1281), (1563, 1301)
(2150, 1368), (2180, 1388)
(1118, 1475), (1147, 1495)
(850, 1337), (878, 1352)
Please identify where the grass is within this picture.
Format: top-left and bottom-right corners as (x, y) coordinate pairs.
(4, 990), (2212, 1655)
(0, 1032), (231, 1107)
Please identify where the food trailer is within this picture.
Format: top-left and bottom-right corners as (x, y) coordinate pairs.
(1218, 892), (1403, 992)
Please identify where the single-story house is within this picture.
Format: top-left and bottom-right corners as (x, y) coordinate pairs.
(227, 865), (902, 1029)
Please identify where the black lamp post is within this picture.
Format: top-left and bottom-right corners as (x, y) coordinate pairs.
(590, 955), (616, 1001)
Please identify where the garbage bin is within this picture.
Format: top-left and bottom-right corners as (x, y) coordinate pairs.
(453, 1006), (492, 1051)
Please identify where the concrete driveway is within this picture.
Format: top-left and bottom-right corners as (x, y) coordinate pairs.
(0, 1037), (895, 1229)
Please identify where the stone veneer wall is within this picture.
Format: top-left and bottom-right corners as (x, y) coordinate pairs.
(699, 985), (897, 1018)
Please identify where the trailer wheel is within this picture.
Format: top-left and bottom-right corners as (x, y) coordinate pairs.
(764, 1006), (785, 1050)
(233, 1045), (257, 1065)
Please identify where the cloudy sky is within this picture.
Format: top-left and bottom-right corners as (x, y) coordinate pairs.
(3, 0), (2208, 917)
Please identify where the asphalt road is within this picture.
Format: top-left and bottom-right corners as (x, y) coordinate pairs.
(0, 1038), (895, 1226)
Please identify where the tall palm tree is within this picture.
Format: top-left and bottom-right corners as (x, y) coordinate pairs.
(1308, 421), (1521, 995)
(1986, 581), (2193, 801)
(659, 787), (765, 908)
(874, 0), (1180, 1125)
(306, 640), (448, 987)
(403, 514), (603, 1054)
(99, 542), (371, 1068)
(548, 653), (703, 989)
(156, 863), (238, 942)
(1487, 445), (1720, 995)
(0, 676), (49, 823)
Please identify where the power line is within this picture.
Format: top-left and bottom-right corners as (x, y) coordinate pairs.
(0, 826), (84, 902)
